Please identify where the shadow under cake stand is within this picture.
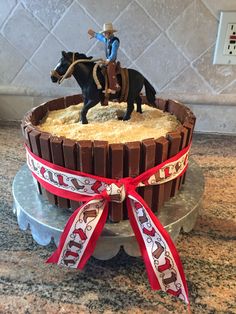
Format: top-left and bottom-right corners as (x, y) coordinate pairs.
(12, 159), (204, 260)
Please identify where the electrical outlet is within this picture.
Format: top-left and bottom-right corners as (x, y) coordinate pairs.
(223, 23), (236, 56)
(213, 12), (236, 64)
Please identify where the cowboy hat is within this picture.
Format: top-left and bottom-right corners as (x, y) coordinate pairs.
(99, 22), (117, 34)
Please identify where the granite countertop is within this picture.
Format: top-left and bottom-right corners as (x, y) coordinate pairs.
(0, 123), (235, 314)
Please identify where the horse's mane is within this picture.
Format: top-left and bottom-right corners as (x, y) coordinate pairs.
(76, 52), (93, 60)
(66, 51), (93, 61)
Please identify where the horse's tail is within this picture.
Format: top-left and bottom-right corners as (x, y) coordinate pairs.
(144, 78), (156, 105)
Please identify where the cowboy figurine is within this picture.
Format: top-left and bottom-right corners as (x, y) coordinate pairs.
(88, 23), (120, 94)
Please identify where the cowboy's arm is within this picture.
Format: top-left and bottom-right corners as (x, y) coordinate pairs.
(94, 32), (106, 43)
(88, 29), (106, 43)
(107, 39), (119, 62)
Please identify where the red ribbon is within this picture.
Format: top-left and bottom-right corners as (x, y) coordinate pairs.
(25, 143), (191, 304)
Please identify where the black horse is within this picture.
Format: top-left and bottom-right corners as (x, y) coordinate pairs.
(51, 51), (156, 124)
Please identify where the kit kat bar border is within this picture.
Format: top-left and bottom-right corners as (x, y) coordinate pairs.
(21, 93), (196, 220)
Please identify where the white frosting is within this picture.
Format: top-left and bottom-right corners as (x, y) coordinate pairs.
(38, 102), (181, 144)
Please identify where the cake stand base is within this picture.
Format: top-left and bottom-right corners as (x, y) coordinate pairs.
(12, 159), (204, 260)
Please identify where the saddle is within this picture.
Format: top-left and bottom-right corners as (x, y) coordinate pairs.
(100, 61), (129, 106)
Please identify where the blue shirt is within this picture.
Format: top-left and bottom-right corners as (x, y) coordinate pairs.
(95, 33), (119, 62)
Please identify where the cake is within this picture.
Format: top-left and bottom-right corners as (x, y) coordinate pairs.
(22, 93), (194, 303)
(21, 94), (196, 223)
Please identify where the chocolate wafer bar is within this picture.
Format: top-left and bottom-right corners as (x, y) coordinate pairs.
(109, 143), (124, 222)
(64, 94), (83, 107)
(172, 126), (188, 196)
(50, 136), (69, 208)
(63, 138), (80, 211)
(28, 129), (42, 194)
(153, 137), (169, 212)
(93, 141), (108, 177)
(31, 103), (48, 125)
(167, 99), (188, 124)
(47, 98), (65, 111)
(124, 141), (141, 218)
(139, 139), (156, 210)
(39, 132), (57, 205)
(156, 98), (168, 111)
(76, 141), (93, 174)
(181, 121), (194, 184)
(164, 132), (181, 202)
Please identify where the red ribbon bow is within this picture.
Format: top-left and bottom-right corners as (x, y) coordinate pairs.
(25, 144), (190, 305)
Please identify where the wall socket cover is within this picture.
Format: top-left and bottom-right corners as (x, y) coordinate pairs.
(213, 11), (236, 65)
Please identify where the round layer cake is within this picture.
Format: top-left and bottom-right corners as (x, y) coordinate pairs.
(21, 94), (196, 222)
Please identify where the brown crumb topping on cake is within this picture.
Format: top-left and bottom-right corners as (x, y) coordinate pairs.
(38, 102), (181, 143)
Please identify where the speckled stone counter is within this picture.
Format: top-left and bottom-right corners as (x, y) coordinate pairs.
(0, 123), (235, 314)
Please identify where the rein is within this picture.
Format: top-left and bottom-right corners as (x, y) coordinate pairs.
(51, 53), (103, 87)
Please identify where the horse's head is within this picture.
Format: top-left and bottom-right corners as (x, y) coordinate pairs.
(51, 51), (93, 84)
(51, 51), (74, 83)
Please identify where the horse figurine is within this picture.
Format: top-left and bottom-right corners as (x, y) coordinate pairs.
(51, 51), (156, 124)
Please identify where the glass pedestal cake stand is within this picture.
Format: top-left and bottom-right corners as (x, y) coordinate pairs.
(12, 159), (204, 260)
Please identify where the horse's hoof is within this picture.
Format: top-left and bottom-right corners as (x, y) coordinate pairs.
(80, 119), (88, 124)
(123, 115), (131, 121)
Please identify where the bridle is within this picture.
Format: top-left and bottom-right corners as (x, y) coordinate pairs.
(51, 52), (103, 85)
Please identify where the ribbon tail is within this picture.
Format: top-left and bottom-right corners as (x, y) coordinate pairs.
(127, 191), (189, 305)
(47, 195), (108, 269)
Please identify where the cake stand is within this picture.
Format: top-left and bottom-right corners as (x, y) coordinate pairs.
(12, 159), (204, 260)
